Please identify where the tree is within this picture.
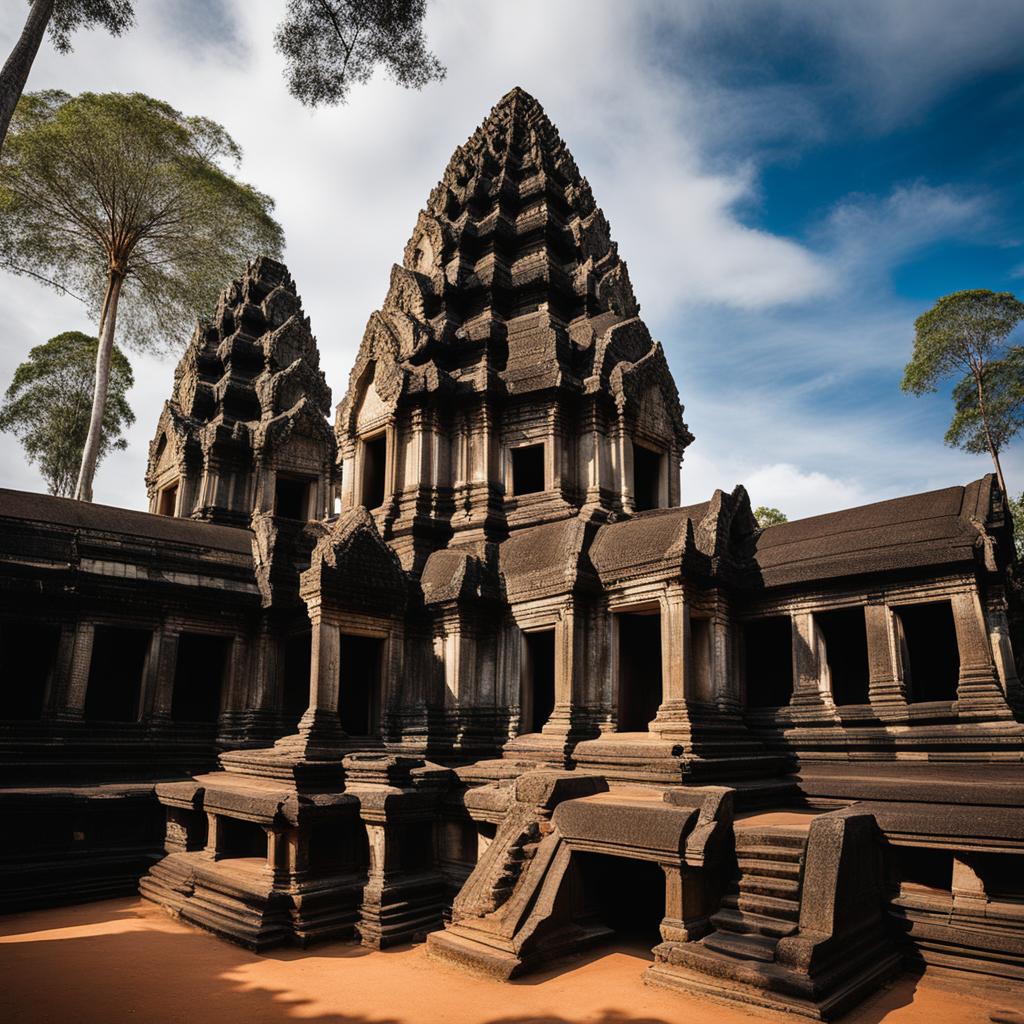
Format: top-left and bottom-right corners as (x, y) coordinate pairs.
(0, 1), (134, 153)
(0, 330), (133, 496)
(902, 289), (1024, 496)
(0, 90), (283, 501)
(754, 506), (788, 528)
(274, 0), (445, 108)
(945, 347), (1024, 465)
(1008, 492), (1024, 561)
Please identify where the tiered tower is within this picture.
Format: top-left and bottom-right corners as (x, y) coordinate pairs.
(147, 257), (336, 527)
(335, 87), (692, 571)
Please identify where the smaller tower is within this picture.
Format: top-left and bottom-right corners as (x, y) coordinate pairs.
(146, 257), (336, 526)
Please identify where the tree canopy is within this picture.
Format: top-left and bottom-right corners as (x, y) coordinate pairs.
(754, 506), (788, 528)
(274, 0), (445, 108)
(0, 330), (134, 496)
(945, 348), (1024, 457)
(0, 2), (134, 152)
(902, 289), (1024, 496)
(0, 89), (284, 499)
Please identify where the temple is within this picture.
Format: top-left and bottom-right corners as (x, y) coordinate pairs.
(1, 88), (1022, 1019)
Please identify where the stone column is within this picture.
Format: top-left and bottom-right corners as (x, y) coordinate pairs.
(660, 863), (713, 943)
(145, 627), (179, 724)
(276, 610), (346, 758)
(651, 587), (692, 739)
(789, 612), (834, 719)
(55, 621), (95, 720)
(985, 597), (1024, 710)
(865, 601), (907, 711)
(952, 591), (1011, 718)
(713, 602), (740, 714)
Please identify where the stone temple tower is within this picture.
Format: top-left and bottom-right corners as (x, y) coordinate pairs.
(147, 257), (336, 527)
(335, 87), (693, 572)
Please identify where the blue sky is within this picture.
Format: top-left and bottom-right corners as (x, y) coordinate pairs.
(1, 0), (1023, 517)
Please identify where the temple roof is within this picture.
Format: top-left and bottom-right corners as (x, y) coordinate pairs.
(748, 475), (1005, 589)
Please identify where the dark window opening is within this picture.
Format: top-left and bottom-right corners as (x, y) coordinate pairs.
(744, 616), (793, 708)
(971, 853), (1024, 901)
(282, 630), (312, 726)
(0, 620), (60, 720)
(690, 617), (713, 702)
(400, 822), (434, 872)
(339, 634), (383, 737)
(817, 607), (870, 706)
(308, 819), (365, 874)
(361, 434), (387, 509)
(84, 626), (151, 722)
(511, 444), (545, 496)
(896, 846), (953, 894)
(633, 443), (663, 512)
(218, 817), (266, 860)
(896, 601), (959, 703)
(171, 633), (229, 723)
(275, 475), (310, 520)
(573, 853), (665, 949)
(522, 629), (556, 733)
(618, 612), (662, 731)
(158, 483), (178, 517)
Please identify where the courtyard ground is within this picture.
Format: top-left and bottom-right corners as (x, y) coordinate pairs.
(0, 897), (1019, 1024)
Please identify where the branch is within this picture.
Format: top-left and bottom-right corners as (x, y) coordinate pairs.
(0, 259), (88, 303)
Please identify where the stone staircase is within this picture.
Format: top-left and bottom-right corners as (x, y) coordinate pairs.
(701, 827), (806, 963)
(649, 814), (901, 1020)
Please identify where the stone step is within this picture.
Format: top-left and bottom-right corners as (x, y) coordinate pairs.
(736, 855), (802, 881)
(735, 872), (801, 901)
(734, 829), (807, 853)
(701, 930), (778, 963)
(709, 906), (799, 940)
(721, 890), (800, 922)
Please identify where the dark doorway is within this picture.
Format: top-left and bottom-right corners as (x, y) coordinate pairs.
(632, 443), (662, 512)
(511, 444), (545, 496)
(817, 607), (870, 706)
(339, 634), (383, 736)
(0, 620), (60, 720)
(744, 616), (793, 708)
(84, 626), (151, 721)
(618, 612), (662, 731)
(282, 630), (312, 726)
(218, 817), (266, 860)
(275, 475), (310, 520)
(361, 434), (387, 509)
(172, 633), (229, 723)
(896, 601), (960, 702)
(522, 629), (556, 733)
(574, 852), (665, 950)
(158, 483), (178, 517)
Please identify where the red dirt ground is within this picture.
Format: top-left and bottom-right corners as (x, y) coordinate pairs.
(0, 897), (1020, 1024)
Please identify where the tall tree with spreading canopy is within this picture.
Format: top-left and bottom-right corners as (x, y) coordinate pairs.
(274, 0), (445, 108)
(0, 1), (134, 153)
(0, 90), (283, 501)
(902, 289), (1024, 496)
(0, 330), (134, 496)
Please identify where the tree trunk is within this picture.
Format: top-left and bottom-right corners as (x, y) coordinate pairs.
(973, 366), (1008, 497)
(75, 270), (123, 502)
(0, 0), (55, 154)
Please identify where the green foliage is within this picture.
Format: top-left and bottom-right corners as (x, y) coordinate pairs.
(274, 0), (446, 108)
(1008, 492), (1024, 561)
(945, 348), (1024, 454)
(0, 330), (134, 496)
(46, 1), (135, 53)
(902, 289), (1024, 396)
(0, 89), (284, 353)
(754, 506), (788, 528)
